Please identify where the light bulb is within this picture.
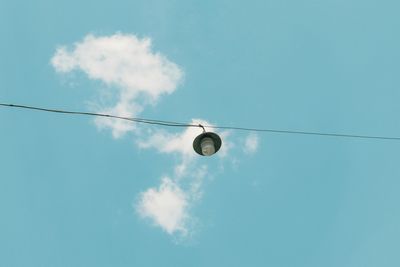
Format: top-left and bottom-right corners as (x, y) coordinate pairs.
(200, 137), (215, 156)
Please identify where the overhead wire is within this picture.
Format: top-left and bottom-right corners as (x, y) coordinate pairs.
(1, 102), (400, 141)
(0, 103), (195, 128)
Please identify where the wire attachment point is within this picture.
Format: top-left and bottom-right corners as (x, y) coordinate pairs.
(198, 124), (206, 133)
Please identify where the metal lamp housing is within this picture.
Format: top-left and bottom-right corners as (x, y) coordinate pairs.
(193, 132), (222, 156)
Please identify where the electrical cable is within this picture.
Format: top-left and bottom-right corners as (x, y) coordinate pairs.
(0, 103), (195, 128)
(1, 102), (400, 141)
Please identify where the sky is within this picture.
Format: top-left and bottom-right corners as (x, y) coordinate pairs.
(1, 0), (400, 266)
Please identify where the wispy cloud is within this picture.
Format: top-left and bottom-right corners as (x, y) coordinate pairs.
(243, 133), (259, 154)
(51, 33), (183, 138)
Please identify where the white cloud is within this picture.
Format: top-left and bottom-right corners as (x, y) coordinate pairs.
(136, 178), (189, 235)
(51, 33), (183, 137)
(243, 133), (259, 154)
(135, 164), (208, 236)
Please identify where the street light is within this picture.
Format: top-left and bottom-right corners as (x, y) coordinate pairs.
(193, 129), (222, 156)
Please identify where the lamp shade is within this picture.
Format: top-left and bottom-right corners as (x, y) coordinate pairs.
(193, 132), (222, 156)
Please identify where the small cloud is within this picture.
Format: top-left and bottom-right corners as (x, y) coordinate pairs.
(243, 133), (259, 154)
(136, 177), (189, 235)
(51, 33), (183, 137)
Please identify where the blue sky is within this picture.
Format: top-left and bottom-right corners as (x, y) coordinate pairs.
(1, 0), (400, 266)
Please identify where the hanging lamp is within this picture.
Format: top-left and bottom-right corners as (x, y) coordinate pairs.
(193, 125), (222, 156)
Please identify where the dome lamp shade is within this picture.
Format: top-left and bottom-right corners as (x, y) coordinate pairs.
(193, 132), (222, 156)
